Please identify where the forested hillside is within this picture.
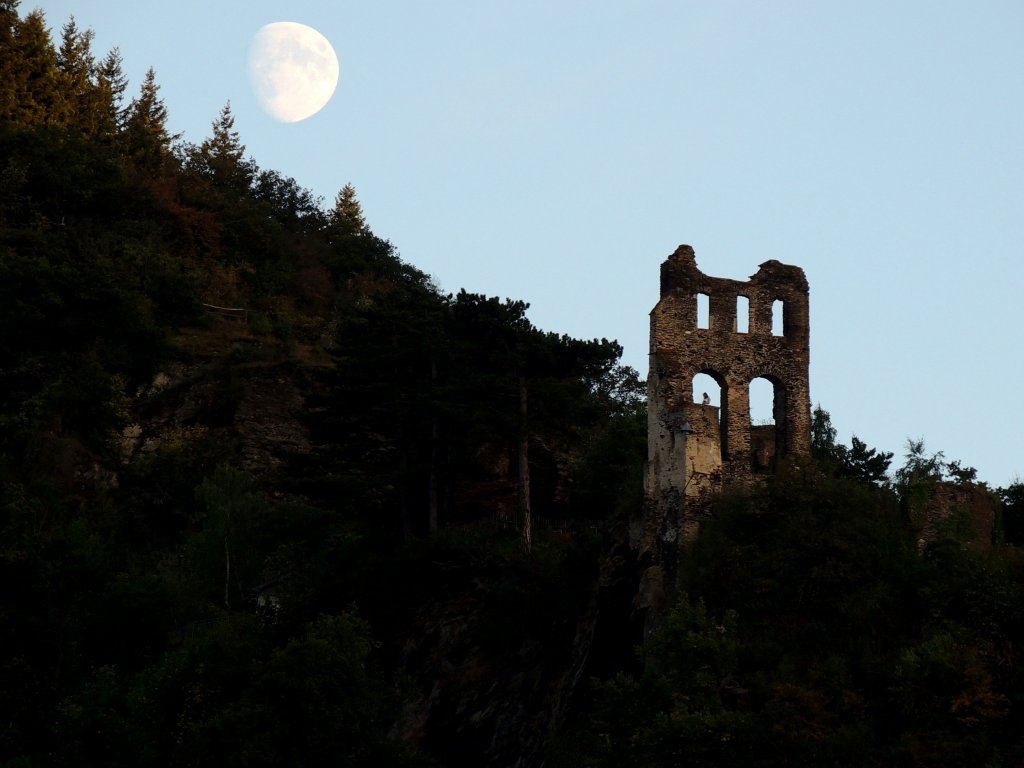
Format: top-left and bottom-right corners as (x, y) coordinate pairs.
(4, 5), (1024, 767)
(1, 6), (646, 765)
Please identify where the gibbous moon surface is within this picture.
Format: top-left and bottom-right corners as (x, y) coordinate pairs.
(248, 22), (339, 123)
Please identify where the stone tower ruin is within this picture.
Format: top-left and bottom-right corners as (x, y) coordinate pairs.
(644, 244), (811, 544)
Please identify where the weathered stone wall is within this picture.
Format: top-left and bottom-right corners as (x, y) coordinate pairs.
(914, 481), (998, 552)
(649, 245), (810, 488)
(750, 424), (778, 472)
(637, 245), (811, 612)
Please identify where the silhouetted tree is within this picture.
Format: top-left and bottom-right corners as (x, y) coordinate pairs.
(122, 66), (176, 172)
(329, 182), (367, 236)
(96, 46), (128, 135)
(0, 7), (58, 127)
(811, 405), (892, 484)
(840, 435), (893, 485)
(54, 17), (97, 131)
(190, 101), (255, 192)
(811, 403), (839, 463)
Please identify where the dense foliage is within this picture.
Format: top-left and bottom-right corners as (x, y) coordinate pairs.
(3, 5), (1024, 767)
(555, 462), (1024, 767)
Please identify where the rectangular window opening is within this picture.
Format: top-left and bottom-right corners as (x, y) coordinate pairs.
(735, 296), (749, 333)
(697, 292), (710, 329)
(771, 299), (784, 336)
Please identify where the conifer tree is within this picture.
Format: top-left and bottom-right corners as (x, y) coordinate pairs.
(193, 101), (254, 192)
(0, 7), (59, 127)
(0, 0), (18, 48)
(122, 66), (176, 172)
(55, 16), (94, 128)
(329, 182), (367, 236)
(0, 2), (19, 118)
(96, 46), (128, 135)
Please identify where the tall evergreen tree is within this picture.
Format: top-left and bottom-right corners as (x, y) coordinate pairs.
(0, 0), (19, 50)
(122, 66), (175, 173)
(0, 8), (59, 127)
(329, 183), (367, 236)
(324, 182), (395, 272)
(192, 101), (254, 192)
(96, 46), (128, 136)
(55, 16), (96, 130)
(0, 1), (20, 119)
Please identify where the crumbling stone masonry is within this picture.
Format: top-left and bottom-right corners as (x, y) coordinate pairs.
(637, 246), (811, 602)
(913, 482), (998, 553)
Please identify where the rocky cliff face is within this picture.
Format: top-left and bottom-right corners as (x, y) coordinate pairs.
(120, 327), (318, 481)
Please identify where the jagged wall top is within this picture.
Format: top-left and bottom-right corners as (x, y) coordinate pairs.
(660, 244), (808, 311)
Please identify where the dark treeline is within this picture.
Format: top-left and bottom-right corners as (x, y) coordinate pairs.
(555, 440), (1024, 767)
(4, 4), (1024, 766)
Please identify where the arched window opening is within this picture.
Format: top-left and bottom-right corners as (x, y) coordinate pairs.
(771, 299), (784, 336)
(735, 295), (749, 333)
(749, 377), (775, 425)
(693, 373), (720, 410)
(749, 376), (787, 473)
(749, 377), (776, 472)
(697, 292), (710, 329)
(692, 372), (728, 461)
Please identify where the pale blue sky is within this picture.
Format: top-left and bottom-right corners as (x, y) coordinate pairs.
(33, 1), (1024, 487)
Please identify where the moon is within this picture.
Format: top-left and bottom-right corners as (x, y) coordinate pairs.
(248, 22), (339, 123)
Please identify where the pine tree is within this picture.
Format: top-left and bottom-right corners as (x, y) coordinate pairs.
(96, 46), (128, 135)
(0, 0), (19, 47)
(54, 16), (94, 128)
(122, 67), (176, 172)
(329, 183), (367, 236)
(192, 101), (254, 192)
(0, 7), (59, 127)
(0, 2), (20, 119)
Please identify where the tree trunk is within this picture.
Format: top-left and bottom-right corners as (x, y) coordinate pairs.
(518, 374), (532, 554)
(428, 357), (438, 534)
(399, 418), (412, 542)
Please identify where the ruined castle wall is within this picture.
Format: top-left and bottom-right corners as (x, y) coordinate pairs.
(644, 401), (722, 523)
(636, 244), (812, 637)
(915, 482), (998, 552)
(750, 424), (778, 472)
(648, 244), (810, 491)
